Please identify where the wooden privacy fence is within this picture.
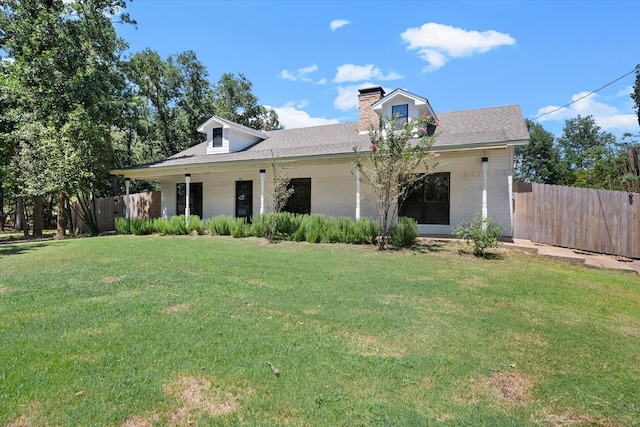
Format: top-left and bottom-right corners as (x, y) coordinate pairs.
(71, 191), (161, 233)
(513, 183), (640, 258)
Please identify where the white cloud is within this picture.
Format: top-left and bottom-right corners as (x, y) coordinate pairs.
(269, 103), (340, 129)
(401, 22), (516, 71)
(334, 64), (402, 83)
(535, 92), (638, 133)
(278, 64), (325, 84)
(330, 19), (350, 32)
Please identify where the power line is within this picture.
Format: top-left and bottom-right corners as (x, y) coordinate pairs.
(532, 65), (639, 121)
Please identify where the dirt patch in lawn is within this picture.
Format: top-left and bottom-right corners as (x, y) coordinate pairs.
(455, 371), (535, 408)
(303, 308), (318, 315)
(6, 402), (41, 427)
(508, 331), (547, 347)
(122, 376), (252, 426)
(541, 408), (621, 427)
(0, 286), (8, 293)
(120, 416), (153, 427)
(162, 376), (243, 424)
(340, 330), (406, 358)
(102, 276), (123, 284)
(161, 304), (190, 314)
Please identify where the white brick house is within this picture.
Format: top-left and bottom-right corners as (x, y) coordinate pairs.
(112, 87), (529, 236)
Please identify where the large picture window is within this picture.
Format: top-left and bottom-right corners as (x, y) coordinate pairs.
(284, 178), (311, 215)
(400, 172), (450, 225)
(176, 182), (203, 218)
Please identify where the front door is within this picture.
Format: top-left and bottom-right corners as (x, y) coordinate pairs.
(235, 180), (253, 222)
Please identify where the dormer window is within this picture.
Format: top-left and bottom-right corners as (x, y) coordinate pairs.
(392, 104), (408, 128)
(212, 128), (223, 147)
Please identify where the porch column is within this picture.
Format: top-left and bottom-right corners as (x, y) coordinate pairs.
(355, 167), (361, 219)
(125, 178), (130, 220)
(184, 174), (190, 227)
(481, 157), (488, 222)
(259, 169), (266, 214)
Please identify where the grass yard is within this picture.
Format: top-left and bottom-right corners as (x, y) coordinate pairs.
(0, 235), (639, 426)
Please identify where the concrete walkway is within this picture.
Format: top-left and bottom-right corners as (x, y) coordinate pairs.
(503, 238), (640, 274)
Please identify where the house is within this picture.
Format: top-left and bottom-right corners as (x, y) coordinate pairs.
(111, 87), (529, 236)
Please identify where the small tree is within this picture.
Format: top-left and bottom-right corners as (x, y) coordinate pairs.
(266, 152), (294, 242)
(354, 115), (440, 249)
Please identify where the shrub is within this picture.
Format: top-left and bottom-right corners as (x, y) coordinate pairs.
(155, 215), (189, 235)
(352, 218), (378, 245)
(453, 215), (504, 257)
(249, 214), (270, 238)
(231, 217), (248, 238)
(389, 217), (418, 248)
(208, 215), (234, 235)
(114, 217), (131, 234)
(302, 214), (329, 243)
(130, 218), (154, 235)
(187, 216), (205, 235)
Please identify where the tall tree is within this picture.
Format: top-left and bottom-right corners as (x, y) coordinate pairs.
(212, 72), (282, 130)
(558, 115), (618, 188)
(632, 64), (640, 129)
(125, 49), (216, 159)
(515, 120), (570, 185)
(0, 0), (131, 236)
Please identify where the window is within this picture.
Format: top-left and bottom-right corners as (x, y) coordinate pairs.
(392, 104), (408, 128)
(284, 178), (311, 215)
(400, 173), (450, 225)
(176, 182), (203, 218)
(212, 128), (223, 148)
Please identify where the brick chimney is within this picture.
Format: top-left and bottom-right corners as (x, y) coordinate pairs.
(358, 86), (385, 133)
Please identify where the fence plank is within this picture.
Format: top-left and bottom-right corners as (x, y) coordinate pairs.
(514, 183), (640, 258)
(71, 191), (161, 233)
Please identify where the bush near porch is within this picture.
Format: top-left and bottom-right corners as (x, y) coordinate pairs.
(116, 213), (419, 248)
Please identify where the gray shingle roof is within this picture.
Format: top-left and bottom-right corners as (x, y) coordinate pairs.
(117, 104), (528, 173)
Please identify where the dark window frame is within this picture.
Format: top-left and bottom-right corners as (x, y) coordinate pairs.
(212, 128), (223, 148)
(283, 178), (311, 215)
(400, 172), (450, 225)
(176, 182), (203, 218)
(392, 104), (408, 128)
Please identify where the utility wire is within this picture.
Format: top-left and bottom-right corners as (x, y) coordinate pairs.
(532, 65), (639, 121)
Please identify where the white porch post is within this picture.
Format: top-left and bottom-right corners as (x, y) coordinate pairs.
(124, 178), (130, 220)
(184, 174), (191, 227)
(481, 157), (488, 223)
(355, 167), (361, 219)
(259, 169), (265, 214)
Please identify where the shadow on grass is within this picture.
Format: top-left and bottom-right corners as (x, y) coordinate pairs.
(402, 239), (459, 254)
(0, 242), (53, 258)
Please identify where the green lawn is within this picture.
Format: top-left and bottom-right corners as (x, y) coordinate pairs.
(1, 235), (639, 426)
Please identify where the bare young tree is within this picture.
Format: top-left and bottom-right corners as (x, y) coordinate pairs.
(267, 152), (294, 243)
(354, 116), (441, 249)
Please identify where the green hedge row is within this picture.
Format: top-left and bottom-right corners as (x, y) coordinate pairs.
(115, 213), (419, 247)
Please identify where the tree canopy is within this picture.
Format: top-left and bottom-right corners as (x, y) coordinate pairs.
(0, 1), (281, 234)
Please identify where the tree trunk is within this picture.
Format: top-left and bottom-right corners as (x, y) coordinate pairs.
(15, 196), (29, 237)
(33, 195), (43, 237)
(56, 191), (66, 239)
(0, 185), (4, 231)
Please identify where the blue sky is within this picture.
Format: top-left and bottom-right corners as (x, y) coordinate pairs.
(115, 0), (640, 138)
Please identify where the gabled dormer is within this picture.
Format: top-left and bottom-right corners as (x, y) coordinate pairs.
(358, 87), (438, 134)
(197, 115), (268, 155)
